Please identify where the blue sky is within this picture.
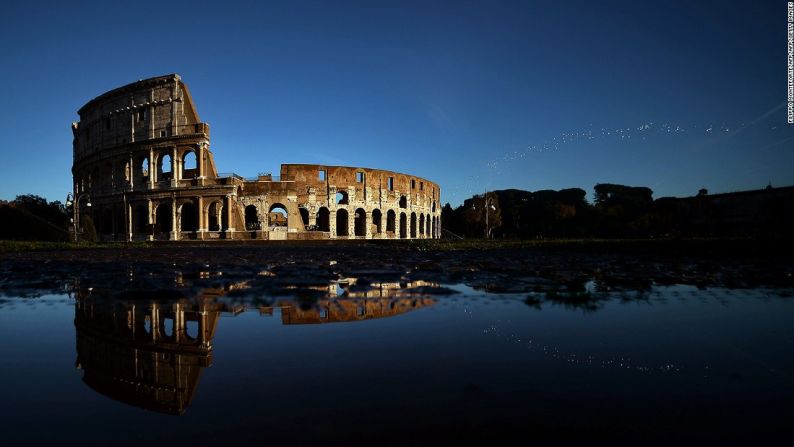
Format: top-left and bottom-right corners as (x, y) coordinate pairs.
(1, 0), (792, 206)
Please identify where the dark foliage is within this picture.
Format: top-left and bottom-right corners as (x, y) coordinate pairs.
(443, 184), (794, 239)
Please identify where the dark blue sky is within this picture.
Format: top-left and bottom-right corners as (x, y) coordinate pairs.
(1, 0), (792, 206)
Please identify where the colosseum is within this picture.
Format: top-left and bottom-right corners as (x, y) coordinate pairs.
(71, 74), (441, 241)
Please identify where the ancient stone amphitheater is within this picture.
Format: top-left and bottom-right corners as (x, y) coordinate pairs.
(71, 74), (440, 241)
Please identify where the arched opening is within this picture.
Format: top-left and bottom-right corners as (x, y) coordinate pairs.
(354, 208), (366, 237)
(100, 208), (113, 235)
(299, 207), (310, 229)
(399, 196), (407, 208)
(317, 207), (330, 231)
(372, 209), (382, 234)
(400, 213), (407, 239)
(155, 203), (172, 235)
(207, 201), (225, 231)
(134, 205), (149, 233)
(160, 154), (172, 179)
(113, 207), (124, 239)
(269, 203), (288, 228)
(432, 217), (436, 239)
(180, 202), (198, 233)
(182, 151), (197, 178)
(432, 201), (436, 212)
(336, 190), (349, 205)
(245, 205), (259, 230)
(386, 210), (395, 234)
(410, 212), (417, 238)
(141, 158), (149, 178)
(336, 209), (349, 237)
(426, 214), (431, 236)
(419, 214), (425, 236)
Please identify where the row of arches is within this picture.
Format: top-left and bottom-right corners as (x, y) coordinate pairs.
(240, 204), (439, 239)
(94, 200), (440, 240)
(74, 146), (203, 196)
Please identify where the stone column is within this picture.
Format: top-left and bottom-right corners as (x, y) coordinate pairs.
(150, 304), (160, 342)
(171, 147), (179, 186)
(348, 210), (355, 238)
(329, 210), (337, 239)
(225, 195), (234, 238)
(365, 211), (372, 239)
(197, 196), (205, 240)
(197, 144), (205, 178)
(170, 197), (177, 240)
(394, 213), (400, 239)
(149, 149), (156, 188)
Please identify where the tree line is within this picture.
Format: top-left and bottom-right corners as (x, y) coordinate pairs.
(441, 184), (794, 239)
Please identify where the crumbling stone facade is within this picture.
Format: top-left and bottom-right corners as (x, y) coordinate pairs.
(72, 74), (441, 241)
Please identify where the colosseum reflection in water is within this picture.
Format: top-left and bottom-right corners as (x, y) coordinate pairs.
(72, 74), (441, 241)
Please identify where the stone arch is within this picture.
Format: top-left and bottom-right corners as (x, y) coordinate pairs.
(299, 207), (310, 228)
(410, 212), (417, 238)
(354, 208), (366, 237)
(336, 209), (349, 237)
(419, 214), (425, 236)
(317, 207), (330, 232)
(134, 204), (149, 234)
(100, 207), (113, 235)
(372, 209), (382, 234)
(269, 203), (288, 227)
(336, 190), (349, 205)
(182, 150), (197, 178)
(180, 201), (198, 233)
(386, 210), (396, 234)
(159, 153), (172, 178)
(426, 213), (431, 236)
(245, 205), (259, 230)
(399, 195), (407, 209)
(400, 212), (407, 239)
(154, 202), (172, 235)
(207, 200), (225, 231)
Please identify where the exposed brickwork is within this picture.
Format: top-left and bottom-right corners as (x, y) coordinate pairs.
(72, 74), (441, 241)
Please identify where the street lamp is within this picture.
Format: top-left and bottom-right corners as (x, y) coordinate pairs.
(72, 192), (91, 242)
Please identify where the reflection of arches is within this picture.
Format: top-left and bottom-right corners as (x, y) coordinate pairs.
(386, 210), (395, 234)
(269, 203), (288, 227)
(180, 202), (198, 233)
(354, 208), (366, 237)
(372, 209), (382, 234)
(400, 212), (407, 238)
(336, 191), (349, 205)
(419, 214), (425, 236)
(410, 212), (417, 238)
(317, 207), (330, 232)
(399, 196), (407, 208)
(336, 209), (348, 237)
(245, 205), (259, 230)
(155, 203), (172, 234)
(299, 207), (310, 228)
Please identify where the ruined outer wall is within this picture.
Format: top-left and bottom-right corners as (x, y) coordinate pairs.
(72, 74), (441, 241)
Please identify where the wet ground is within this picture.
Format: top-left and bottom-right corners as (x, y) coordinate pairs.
(1, 242), (793, 445)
